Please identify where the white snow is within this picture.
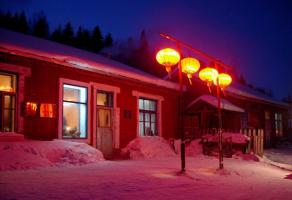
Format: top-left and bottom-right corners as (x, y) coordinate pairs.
(186, 95), (245, 112)
(1, 156), (291, 200)
(121, 136), (176, 159)
(1, 138), (292, 199)
(0, 140), (104, 170)
(202, 132), (250, 144)
(185, 139), (203, 156)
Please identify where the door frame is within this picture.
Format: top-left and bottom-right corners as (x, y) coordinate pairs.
(91, 82), (120, 148)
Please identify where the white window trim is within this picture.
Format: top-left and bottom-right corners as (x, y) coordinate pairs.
(132, 90), (164, 137)
(58, 78), (91, 143)
(0, 62), (31, 133)
(90, 82), (120, 148)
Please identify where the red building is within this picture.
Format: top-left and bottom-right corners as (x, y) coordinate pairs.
(0, 29), (290, 158)
(0, 29), (181, 158)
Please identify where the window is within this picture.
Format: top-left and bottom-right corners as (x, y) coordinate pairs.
(139, 98), (157, 136)
(275, 113), (283, 136)
(96, 91), (113, 128)
(97, 91), (113, 107)
(0, 72), (17, 132)
(62, 84), (87, 138)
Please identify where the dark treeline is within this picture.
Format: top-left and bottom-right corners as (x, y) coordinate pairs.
(0, 10), (113, 53)
(0, 10), (164, 77)
(106, 30), (166, 77)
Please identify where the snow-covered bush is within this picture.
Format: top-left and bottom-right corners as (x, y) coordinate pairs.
(121, 136), (176, 159)
(0, 140), (104, 170)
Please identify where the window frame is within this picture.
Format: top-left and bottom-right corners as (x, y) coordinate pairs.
(132, 90), (164, 137)
(0, 71), (17, 132)
(138, 98), (158, 136)
(58, 78), (91, 143)
(274, 112), (283, 137)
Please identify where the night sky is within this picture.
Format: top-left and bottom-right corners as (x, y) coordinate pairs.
(1, 0), (291, 100)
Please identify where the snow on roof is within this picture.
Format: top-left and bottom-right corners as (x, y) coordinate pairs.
(226, 82), (288, 107)
(0, 28), (180, 91)
(186, 94), (245, 112)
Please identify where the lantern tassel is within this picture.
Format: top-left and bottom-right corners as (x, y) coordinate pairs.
(188, 78), (192, 85)
(207, 82), (212, 93)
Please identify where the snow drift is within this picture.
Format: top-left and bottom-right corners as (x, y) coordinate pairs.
(0, 140), (104, 170)
(185, 139), (203, 156)
(121, 136), (176, 159)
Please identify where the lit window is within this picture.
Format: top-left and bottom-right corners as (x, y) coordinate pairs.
(139, 98), (157, 136)
(0, 73), (16, 92)
(97, 91), (113, 107)
(0, 72), (17, 132)
(96, 91), (113, 128)
(62, 84), (87, 139)
(275, 113), (283, 136)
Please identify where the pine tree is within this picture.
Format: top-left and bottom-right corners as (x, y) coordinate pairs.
(51, 25), (63, 43)
(32, 12), (49, 38)
(62, 22), (74, 45)
(75, 26), (91, 50)
(91, 26), (103, 52)
(3, 11), (13, 30)
(104, 33), (113, 47)
(17, 11), (29, 33)
(139, 30), (149, 51)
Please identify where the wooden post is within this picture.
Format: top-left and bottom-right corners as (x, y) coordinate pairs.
(247, 129), (252, 153)
(253, 129), (257, 155)
(259, 129), (264, 156)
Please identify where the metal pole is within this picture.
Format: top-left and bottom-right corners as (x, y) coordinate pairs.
(216, 78), (223, 169)
(178, 59), (186, 172)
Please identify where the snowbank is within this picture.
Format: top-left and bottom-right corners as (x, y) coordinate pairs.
(0, 140), (104, 170)
(121, 136), (176, 159)
(185, 139), (203, 156)
(202, 132), (250, 144)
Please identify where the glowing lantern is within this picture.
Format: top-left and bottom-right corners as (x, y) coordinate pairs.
(156, 48), (180, 73)
(199, 67), (218, 92)
(199, 67), (218, 83)
(181, 57), (200, 84)
(214, 73), (232, 89)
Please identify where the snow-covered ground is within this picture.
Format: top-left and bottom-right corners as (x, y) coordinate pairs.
(1, 156), (291, 200)
(0, 138), (291, 200)
(265, 145), (292, 165)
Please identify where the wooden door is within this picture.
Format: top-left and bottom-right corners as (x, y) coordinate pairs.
(96, 107), (113, 159)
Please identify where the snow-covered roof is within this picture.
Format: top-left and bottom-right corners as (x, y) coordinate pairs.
(225, 82), (288, 107)
(0, 28), (180, 91)
(186, 94), (245, 112)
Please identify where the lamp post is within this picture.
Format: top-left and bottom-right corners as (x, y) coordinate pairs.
(156, 34), (232, 170)
(156, 48), (200, 172)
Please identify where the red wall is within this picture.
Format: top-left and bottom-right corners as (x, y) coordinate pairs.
(0, 53), (180, 148)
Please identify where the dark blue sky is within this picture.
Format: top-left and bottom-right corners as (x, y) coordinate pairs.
(1, 0), (291, 99)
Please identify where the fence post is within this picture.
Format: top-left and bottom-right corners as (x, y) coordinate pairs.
(259, 129), (264, 156)
(247, 129), (252, 153)
(253, 129), (257, 155)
